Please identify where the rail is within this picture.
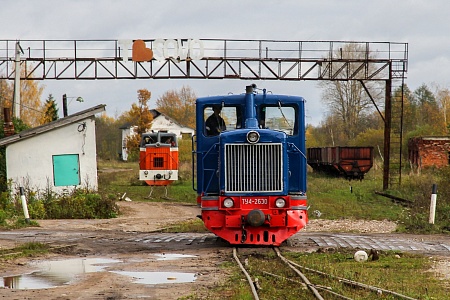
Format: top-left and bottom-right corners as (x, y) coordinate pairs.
(232, 246), (419, 299)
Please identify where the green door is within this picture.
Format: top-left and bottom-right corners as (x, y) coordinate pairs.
(53, 154), (80, 186)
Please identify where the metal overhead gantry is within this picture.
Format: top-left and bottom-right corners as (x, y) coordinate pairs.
(0, 39), (408, 189)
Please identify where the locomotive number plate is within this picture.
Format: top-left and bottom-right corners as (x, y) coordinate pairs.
(241, 197), (269, 207)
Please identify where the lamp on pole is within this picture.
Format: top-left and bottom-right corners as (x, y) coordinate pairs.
(62, 94), (84, 117)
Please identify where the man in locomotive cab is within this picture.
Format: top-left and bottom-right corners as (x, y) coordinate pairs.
(205, 105), (226, 136)
(163, 136), (176, 147)
(141, 135), (152, 147)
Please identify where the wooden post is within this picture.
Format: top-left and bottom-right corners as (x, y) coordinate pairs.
(429, 184), (437, 224)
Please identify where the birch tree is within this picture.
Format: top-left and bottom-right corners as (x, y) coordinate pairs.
(318, 44), (383, 141)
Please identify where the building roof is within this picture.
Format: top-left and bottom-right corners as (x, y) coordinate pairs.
(410, 136), (450, 141)
(118, 109), (193, 131)
(150, 109), (194, 130)
(0, 104), (106, 147)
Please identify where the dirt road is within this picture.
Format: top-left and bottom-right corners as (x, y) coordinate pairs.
(0, 201), (446, 299)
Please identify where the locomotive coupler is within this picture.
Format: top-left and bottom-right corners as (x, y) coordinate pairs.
(241, 216), (247, 243)
(241, 229), (247, 243)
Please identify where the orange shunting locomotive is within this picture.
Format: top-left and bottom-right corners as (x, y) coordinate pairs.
(139, 132), (178, 186)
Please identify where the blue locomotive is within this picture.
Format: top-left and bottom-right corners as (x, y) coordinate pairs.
(194, 85), (308, 245)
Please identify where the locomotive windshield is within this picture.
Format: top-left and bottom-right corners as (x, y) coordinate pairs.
(259, 105), (297, 135)
(203, 105), (242, 136)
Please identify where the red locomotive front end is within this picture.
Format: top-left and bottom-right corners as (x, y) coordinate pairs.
(201, 195), (308, 246)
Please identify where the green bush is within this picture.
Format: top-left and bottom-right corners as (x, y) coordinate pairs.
(0, 209), (7, 226)
(0, 191), (13, 211)
(38, 190), (118, 219)
(2, 187), (119, 222)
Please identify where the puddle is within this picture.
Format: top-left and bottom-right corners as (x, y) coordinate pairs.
(0, 254), (198, 289)
(153, 253), (197, 261)
(112, 271), (197, 284)
(1, 258), (121, 290)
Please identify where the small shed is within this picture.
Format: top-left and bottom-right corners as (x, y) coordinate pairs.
(0, 104), (106, 194)
(408, 136), (450, 170)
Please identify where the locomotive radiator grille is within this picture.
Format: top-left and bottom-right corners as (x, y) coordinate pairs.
(224, 143), (283, 193)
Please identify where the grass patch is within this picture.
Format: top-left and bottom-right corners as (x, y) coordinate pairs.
(197, 249), (448, 299)
(97, 160), (197, 204)
(307, 170), (404, 221)
(285, 249), (445, 299)
(0, 242), (49, 258)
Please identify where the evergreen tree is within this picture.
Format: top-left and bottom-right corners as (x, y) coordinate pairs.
(40, 94), (59, 124)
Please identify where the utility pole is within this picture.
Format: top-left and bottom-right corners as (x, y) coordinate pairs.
(62, 94), (68, 117)
(12, 41), (23, 119)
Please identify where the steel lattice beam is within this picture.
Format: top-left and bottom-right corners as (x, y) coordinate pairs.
(0, 39), (407, 81)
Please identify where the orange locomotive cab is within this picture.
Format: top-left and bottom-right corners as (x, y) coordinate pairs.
(139, 132), (179, 186)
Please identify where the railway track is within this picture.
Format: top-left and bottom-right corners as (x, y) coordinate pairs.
(232, 247), (419, 300)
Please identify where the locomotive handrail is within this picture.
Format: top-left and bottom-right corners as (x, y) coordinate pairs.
(288, 142), (307, 159)
(191, 134), (197, 192)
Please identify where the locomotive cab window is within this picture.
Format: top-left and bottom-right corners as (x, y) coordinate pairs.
(259, 105), (297, 135)
(141, 134), (157, 146)
(204, 105), (241, 136)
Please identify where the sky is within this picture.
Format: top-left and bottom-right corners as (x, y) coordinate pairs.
(2, 0), (450, 126)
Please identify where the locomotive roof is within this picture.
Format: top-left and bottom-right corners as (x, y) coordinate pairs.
(196, 92), (305, 105)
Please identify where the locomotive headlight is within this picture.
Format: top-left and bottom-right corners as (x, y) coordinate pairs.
(246, 131), (260, 144)
(223, 198), (234, 208)
(275, 198), (286, 208)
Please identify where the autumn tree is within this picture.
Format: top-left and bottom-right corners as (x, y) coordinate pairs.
(40, 94), (59, 124)
(0, 68), (44, 127)
(122, 89), (153, 161)
(20, 77), (44, 127)
(156, 85), (196, 129)
(0, 79), (13, 109)
(318, 44), (384, 141)
(434, 85), (450, 133)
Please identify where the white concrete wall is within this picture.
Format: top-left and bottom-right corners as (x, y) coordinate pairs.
(151, 115), (194, 137)
(121, 127), (132, 161)
(6, 117), (99, 194)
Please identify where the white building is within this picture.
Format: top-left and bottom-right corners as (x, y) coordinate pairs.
(120, 109), (194, 161)
(0, 105), (105, 194)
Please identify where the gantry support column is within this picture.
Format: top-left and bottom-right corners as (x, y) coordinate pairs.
(383, 79), (392, 190)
